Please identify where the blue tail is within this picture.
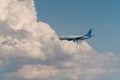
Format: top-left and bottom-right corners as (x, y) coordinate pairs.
(85, 29), (92, 36)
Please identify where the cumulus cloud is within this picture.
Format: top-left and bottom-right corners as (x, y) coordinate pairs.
(0, 0), (120, 80)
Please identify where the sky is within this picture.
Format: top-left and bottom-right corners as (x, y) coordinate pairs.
(0, 0), (120, 80)
(34, 0), (120, 54)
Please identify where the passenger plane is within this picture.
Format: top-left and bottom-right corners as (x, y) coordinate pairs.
(59, 29), (94, 42)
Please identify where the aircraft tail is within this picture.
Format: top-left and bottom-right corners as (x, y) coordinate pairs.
(85, 29), (92, 36)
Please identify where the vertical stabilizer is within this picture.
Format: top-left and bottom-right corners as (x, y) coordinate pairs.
(85, 29), (92, 36)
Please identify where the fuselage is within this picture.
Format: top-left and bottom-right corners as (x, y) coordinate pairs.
(59, 29), (94, 42)
(59, 35), (93, 41)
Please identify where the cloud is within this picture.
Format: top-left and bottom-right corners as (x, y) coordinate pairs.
(0, 0), (119, 80)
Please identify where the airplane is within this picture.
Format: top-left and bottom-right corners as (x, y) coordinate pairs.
(59, 29), (94, 42)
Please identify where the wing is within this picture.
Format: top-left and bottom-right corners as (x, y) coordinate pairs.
(60, 36), (84, 41)
(75, 36), (84, 39)
(59, 37), (74, 41)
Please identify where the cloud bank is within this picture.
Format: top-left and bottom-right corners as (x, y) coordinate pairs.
(0, 0), (120, 80)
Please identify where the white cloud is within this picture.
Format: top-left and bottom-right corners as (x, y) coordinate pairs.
(7, 64), (58, 80)
(0, 0), (119, 80)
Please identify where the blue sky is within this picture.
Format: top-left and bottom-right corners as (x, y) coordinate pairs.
(34, 0), (120, 54)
